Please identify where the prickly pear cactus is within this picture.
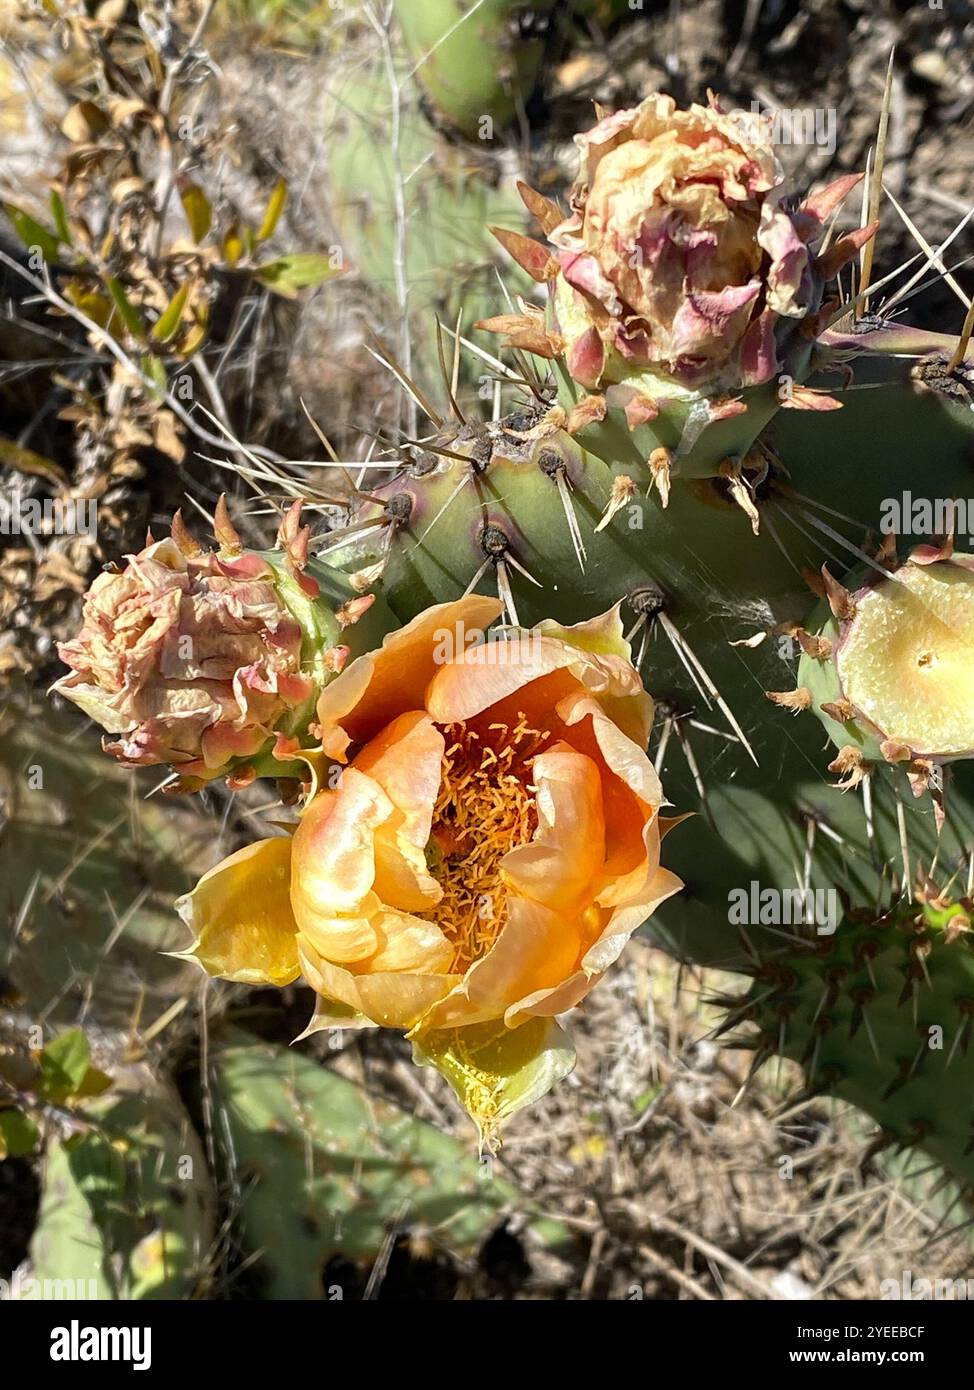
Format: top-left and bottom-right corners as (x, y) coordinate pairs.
(729, 890), (974, 1182)
(0, 700), (208, 1026)
(205, 1030), (565, 1299)
(45, 62), (974, 1208)
(303, 84), (974, 1188)
(323, 63), (531, 392)
(397, 0), (555, 138)
(27, 1084), (215, 1300)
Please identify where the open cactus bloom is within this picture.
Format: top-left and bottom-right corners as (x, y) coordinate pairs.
(176, 597), (683, 1143)
(482, 93), (873, 479)
(52, 500), (372, 791)
(793, 550), (974, 794)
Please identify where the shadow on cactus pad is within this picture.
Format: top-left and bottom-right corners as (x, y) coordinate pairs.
(203, 1029), (567, 1299)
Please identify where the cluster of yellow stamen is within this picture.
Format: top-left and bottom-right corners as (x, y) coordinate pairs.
(425, 713), (548, 974)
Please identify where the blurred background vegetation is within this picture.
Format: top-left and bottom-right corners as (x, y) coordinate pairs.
(2, 0), (973, 1300)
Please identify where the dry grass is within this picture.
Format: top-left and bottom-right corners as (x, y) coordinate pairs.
(307, 941), (974, 1299)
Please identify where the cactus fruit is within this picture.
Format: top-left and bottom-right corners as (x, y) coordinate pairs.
(52, 499), (395, 792)
(796, 551), (974, 780)
(204, 1030), (566, 1299)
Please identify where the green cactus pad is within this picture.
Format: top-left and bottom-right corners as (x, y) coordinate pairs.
(205, 1029), (566, 1299)
(1, 701), (210, 1026)
(733, 894), (974, 1185)
(398, 0), (555, 138)
(27, 1086), (215, 1300)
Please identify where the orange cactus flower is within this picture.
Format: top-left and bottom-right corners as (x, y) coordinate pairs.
(176, 597), (682, 1142)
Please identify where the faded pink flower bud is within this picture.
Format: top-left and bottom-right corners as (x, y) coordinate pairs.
(500, 93), (867, 403)
(52, 503), (393, 787)
(546, 93), (850, 393)
(484, 94), (869, 482)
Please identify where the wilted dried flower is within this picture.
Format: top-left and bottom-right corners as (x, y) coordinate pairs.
(52, 502), (384, 787)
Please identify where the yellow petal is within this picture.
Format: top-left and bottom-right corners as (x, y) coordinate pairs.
(411, 1016), (575, 1150)
(298, 936), (457, 1030)
(293, 994), (376, 1041)
(290, 768), (393, 936)
(535, 603), (631, 661)
(174, 837), (299, 985)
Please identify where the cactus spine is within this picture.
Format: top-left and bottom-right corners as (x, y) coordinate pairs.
(306, 87), (974, 1184)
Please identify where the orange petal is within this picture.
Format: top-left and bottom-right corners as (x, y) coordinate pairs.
(366, 910), (454, 973)
(296, 896), (384, 965)
(315, 596), (503, 760)
(498, 867), (679, 1026)
(506, 878), (681, 1026)
(174, 837), (299, 986)
(426, 607), (652, 748)
(425, 634), (568, 724)
(290, 768), (393, 940)
(354, 711), (444, 911)
(556, 693), (664, 885)
(419, 897), (582, 1031)
(536, 604), (654, 746)
(502, 745), (605, 915)
(292, 759), (453, 975)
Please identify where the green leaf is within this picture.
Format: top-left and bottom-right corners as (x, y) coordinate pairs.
(221, 222), (244, 267)
(254, 252), (341, 298)
(49, 189), (72, 245)
(5, 203), (60, 266)
(139, 354), (168, 400)
(0, 1107), (40, 1158)
(105, 276), (145, 340)
(150, 282), (190, 344)
(256, 178), (288, 242)
(39, 1030), (91, 1102)
(180, 182), (212, 243)
(74, 1066), (113, 1100)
